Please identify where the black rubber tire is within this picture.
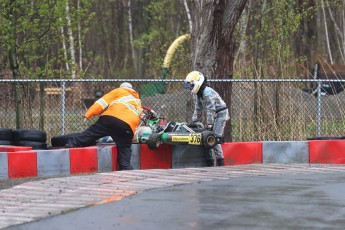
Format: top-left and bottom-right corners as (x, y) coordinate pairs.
(0, 128), (13, 141)
(202, 131), (217, 149)
(147, 133), (162, 150)
(13, 129), (47, 142)
(51, 133), (82, 147)
(307, 136), (345, 140)
(14, 141), (48, 150)
(0, 140), (13, 145)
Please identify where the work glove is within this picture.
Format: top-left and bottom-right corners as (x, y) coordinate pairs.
(188, 121), (197, 127)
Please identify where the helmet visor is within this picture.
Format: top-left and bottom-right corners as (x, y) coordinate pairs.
(183, 81), (194, 90)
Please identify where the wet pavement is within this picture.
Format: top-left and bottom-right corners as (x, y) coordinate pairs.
(3, 164), (345, 230)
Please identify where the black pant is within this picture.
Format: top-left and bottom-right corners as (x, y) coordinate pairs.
(66, 115), (134, 170)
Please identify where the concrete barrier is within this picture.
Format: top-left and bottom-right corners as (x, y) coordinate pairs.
(263, 141), (309, 164)
(0, 146), (32, 152)
(222, 142), (263, 165)
(0, 152), (8, 179)
(37, 149), (70, 177)
(69, 147), (98, 174)
(8, 150), (37, 178)
(97, 145), (114, 172)
(309, 139), (345, 163)
(131, 144), (140, 169)
(172, 145), (207, 168)
(1, 139), (345, 179)
(140, 144), (172, 169)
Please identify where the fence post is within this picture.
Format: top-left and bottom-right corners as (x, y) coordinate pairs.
(61, 81), (66, 135)
(316, 79), (322, 136)
(315, 68), (322, 137)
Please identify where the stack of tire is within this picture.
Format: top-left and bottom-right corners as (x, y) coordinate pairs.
(0, 128), (47, 150)
(0, 128), (14, 146)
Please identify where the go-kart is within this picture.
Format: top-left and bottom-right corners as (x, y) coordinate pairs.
(137, 106), (224, 150)
(99, 106), (224, 150)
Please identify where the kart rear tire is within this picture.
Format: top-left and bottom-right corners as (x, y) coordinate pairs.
(147, 133), (161, 150)
(202, 131), (217, 149)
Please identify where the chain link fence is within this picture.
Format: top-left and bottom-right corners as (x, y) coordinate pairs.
(1, 78), (345, 145)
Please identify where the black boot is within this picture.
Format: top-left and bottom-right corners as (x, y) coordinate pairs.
(217, 158), (224, 166)
(206, 159), (215, 167)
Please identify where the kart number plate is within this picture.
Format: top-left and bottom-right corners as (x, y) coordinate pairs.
(188, 134), (201, 145)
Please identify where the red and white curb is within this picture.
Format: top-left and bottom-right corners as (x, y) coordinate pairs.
(2, 139), (345, 179)
(1, 164), (345, 229)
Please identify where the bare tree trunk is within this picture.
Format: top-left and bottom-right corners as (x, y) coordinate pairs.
(190, 0), (248, 141)
(65, 0), (76, 78)
(60, 18), (70, 73)
(321, 0), (333, 64)
(183, 0), (192, 33)
(10, 50), (22, 129)
(234, 1), (249, 67)
(127, 0), (136, 71)
(327, 6), (345, 63)
(294, 0), (317, 68)
(77, 0), (83, 72)
(7, 0), (22, 128)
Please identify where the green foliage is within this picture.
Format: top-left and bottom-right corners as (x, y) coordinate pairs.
(1, 0), (191, 79)
(166, 41), (191, 79)
(134, 30), (161, 48)
(239, 0), (315, 78)
(0, 0), (94, 79)
(133, 0), (190, 78)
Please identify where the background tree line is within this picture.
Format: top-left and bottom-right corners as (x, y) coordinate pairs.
(1, 0), (345, 81)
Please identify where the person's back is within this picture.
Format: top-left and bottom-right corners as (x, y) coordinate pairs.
(66, 82), (142, 170)
(85, 85), (141, 135)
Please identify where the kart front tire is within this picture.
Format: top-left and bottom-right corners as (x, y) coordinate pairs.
(202, 131), (217, 149)
(147, 133), (161, 150)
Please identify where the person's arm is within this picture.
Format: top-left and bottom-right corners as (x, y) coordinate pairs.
(192, 95), (203, 122)
(205, 94), (216, 127)
(84, 89), (118, 120)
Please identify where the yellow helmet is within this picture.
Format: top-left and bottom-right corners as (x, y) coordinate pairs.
(184, 71), (205, 94)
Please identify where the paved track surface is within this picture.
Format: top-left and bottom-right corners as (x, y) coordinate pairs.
(2, 164), (345, 229)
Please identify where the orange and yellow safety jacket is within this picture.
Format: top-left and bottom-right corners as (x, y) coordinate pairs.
(84, 87), (142, 134)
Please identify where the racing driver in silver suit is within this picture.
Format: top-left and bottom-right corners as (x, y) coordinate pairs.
(184, 71), (229, 166)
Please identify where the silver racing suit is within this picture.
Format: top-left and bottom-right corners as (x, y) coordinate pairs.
(192, 86), (229, 161)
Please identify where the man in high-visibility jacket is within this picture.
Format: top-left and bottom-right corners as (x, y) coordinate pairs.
(65, 82), (142, 170)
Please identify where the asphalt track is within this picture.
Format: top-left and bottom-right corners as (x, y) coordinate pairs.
(3, 164), (345, 230)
